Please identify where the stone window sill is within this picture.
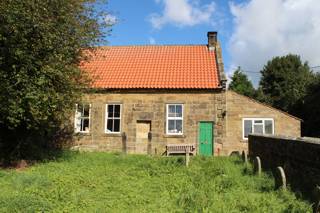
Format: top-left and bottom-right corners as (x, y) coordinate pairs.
(74, 133), (92, 136)
(163, 134), (186, 138)
(104, 133), (122, 137)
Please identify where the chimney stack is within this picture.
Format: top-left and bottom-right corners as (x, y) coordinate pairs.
(207, 31), (227, 89)
(207, 31), (217, 51)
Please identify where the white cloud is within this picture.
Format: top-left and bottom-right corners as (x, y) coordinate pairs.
(149, 37), (156, 44)
(150, 0), (215, 29)
(228, 0), (320, 83)
(104, 14), (118, 25)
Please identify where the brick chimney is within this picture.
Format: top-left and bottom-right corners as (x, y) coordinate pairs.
(207, 31), (217, 51)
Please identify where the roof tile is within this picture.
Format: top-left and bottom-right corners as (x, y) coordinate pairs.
(81, 45), (220, 89)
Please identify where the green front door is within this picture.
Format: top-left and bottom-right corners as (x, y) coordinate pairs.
(199, 122), (214, 156)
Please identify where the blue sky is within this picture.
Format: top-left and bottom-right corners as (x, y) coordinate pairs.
(106, 0), (241, 73)
(103, 0), (320, 85)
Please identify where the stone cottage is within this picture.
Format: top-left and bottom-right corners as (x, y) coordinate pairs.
(73, 32), (301, 156)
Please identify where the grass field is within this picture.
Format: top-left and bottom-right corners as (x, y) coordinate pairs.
(0, 152), (312, 212)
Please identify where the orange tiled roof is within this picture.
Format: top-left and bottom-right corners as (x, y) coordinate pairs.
(81, 45), (221, 89)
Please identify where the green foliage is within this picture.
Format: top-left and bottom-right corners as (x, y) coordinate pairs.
(300, 74), (320, 137)
(258, 54), (315, 113)
(0, 0), (111, 160)
(0, 152), (312, 212)
(229, 67), (256, 98)
(257, 54), (320, 136)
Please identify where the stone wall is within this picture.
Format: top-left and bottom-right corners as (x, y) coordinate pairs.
(72, 90), (302, 156)
(73, 90), (226, 155)
(224, 91), (301, 156)
(248, 134), (320, 195)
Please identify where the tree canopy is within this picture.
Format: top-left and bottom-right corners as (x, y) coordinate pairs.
(0, 0), (111, 161)
(299, 74), (320, 137)
(229, 67), (256, 98)
(256, 54), (319, 137)
(258, 54), (315, 113)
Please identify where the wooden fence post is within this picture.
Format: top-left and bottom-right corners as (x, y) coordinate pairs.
(121, 132), (127, 154)
(147, 131), (152, 155)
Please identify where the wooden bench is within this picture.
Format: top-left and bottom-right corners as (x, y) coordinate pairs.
(166, 144), (196, 156)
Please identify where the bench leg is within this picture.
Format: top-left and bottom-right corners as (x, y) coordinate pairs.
(185, 151), (190, 167)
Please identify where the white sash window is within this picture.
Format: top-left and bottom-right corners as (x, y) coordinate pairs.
(166, 104), (183, 135)
(105, 104), (121, 133)
(75, 104), (91, 133)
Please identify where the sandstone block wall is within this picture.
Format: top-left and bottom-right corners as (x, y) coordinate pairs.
(248, 135), (320, 195)
(73, 90), (225, 155)
(224, 91), (301, 155)
(72, 90), (301, 156)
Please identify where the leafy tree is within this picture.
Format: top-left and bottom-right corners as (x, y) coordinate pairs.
(300, 74), (320, 137)
(0, 0), (111, 161)
(254, 87), (269, 103)
(229, 67), (256, 98)
(258, 54), (315, 113)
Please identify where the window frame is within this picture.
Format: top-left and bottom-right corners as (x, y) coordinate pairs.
(166, 104), (184, 135)
(74, 103), (91, 133)
(105, 104), (122, 134)
(242, 118), (274, 140)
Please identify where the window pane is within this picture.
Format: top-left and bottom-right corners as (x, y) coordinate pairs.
(168, 105), (175, 117)
(75, 104), (90, 132)
(76, 105), (82, 120)
(253, 124), (263, 134)
(265, 120), (273, 134)
(77, 104), (83, 114)
(82, 119), (89, 132)
(254, 120), (263, 124)
(83, 105), (90, 117)
(114, 105), (121, 118)
(75, 118), (81, 132)
(176, 120), (183, 133)
(176, 105), (182, 117)
(114, 119), (120, 132)
(244, 120), (252, 138)
(168, 120), (175, 133)
(108, 105), (114, 117)
(107, 119), (113, 132)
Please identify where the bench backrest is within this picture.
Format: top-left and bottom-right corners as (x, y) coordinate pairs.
(166, 144), (195, 152)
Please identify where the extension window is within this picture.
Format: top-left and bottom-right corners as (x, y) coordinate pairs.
(243, 118), (274, 139)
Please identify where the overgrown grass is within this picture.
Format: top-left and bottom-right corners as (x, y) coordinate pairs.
(0, 152), (312, 212)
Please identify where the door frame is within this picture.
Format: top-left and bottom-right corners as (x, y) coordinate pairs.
(198, 121), (214, 156)
(136, 120), (152, 130)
